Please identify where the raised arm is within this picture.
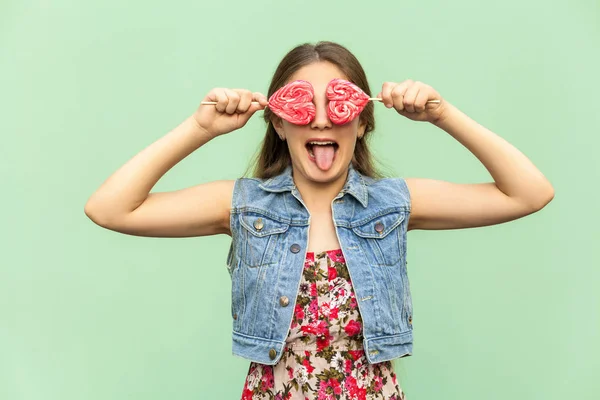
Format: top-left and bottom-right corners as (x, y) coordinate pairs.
(377, 80), (554, 231)
(84, 88), (268, 237)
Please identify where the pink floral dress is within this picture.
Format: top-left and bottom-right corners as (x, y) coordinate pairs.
(240, 249), (406, 400)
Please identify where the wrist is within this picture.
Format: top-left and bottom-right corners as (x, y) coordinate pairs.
(431, 101), (458, 129)
(188, 115), (217, 141)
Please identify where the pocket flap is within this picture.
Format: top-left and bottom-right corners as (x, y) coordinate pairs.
(351, 211), (406, 239)
(239, 212), (289, 237)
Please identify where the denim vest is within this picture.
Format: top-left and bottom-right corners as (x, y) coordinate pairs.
(226, 163), (413, 365)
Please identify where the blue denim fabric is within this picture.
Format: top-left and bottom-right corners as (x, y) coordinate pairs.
(226, 163), (413, 365)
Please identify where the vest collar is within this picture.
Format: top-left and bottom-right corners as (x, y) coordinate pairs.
(258, 163), (369, 207)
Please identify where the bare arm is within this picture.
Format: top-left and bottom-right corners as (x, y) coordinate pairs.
(84, 88), (268, 237)
(406, 102), (554, 231)
(377, 80), (554, 231)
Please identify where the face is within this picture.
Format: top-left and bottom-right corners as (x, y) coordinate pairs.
(272, 61), (367, 186)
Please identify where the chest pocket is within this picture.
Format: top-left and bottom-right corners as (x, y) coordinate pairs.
(352, 210), (406, 266)
(239, 211), (289, 267)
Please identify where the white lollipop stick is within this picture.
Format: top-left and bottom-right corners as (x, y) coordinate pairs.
(369, 98), (441, 104)
(200, 101), (264, 105)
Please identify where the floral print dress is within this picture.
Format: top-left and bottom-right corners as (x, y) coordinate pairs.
(240, 249), (406, 400)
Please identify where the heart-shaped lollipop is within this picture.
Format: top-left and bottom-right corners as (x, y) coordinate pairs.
(326, 78), (370, 125)
(267, 80), (316, 125)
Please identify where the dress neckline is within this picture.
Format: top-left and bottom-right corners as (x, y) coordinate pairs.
(305, 248), (342, 257)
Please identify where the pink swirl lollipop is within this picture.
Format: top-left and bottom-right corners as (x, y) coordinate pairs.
(326, 78), (370, 125)
(268, 80), (316, 125)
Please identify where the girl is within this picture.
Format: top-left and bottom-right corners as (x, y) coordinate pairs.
(85, 41), (554, 400)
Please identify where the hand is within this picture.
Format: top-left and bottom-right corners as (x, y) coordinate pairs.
(377, 80), (447, 124)
(192, 88), (268, 137)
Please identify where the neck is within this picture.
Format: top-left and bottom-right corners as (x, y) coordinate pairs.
(292, 167), (348, 213)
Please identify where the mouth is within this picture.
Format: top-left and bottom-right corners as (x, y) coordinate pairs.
(305, 139), (339, 171)
(305, 140), (339, 156)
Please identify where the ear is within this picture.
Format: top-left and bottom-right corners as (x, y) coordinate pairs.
(272, 116), (286, 140)
(357, 119), (367, 139)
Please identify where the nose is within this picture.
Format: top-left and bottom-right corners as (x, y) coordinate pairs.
(310, 95), (332, 130)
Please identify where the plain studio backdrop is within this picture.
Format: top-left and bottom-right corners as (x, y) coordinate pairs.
(1, 1), (598, 399)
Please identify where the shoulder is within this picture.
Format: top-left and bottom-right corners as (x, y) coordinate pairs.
(363, 175), (411, 211)
(231, 176), (267, 196)
(230, 176), (281, 210)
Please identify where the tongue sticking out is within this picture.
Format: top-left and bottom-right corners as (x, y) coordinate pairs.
(312, 145), (335, 171)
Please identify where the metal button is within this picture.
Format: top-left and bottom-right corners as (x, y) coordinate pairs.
(279, 296), (289, 307)
(269, 348), (277, 360)
(290, 243), (301, 253)
(233, 313), (237, 320)
(253, 218), (264, 231)
(408, 315), (413, 324)
(374, 221), (384, 233)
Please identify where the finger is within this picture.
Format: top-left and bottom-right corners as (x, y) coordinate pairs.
(414, 87), (430, 113)
(245, 94), (267, 115)
(235, 97), (266, 128)
(235, 89), (253, 114)
(239, 92), (268, 121)
(212, 89), (229, 113)
(390, 82), (410, 111)
(381, 82), (397, 108)
(403, 83), (420, 113)
(253, 91), (269, 108)
(224, 89), (241, 114)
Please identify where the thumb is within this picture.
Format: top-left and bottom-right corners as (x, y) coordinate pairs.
(237, 91), (268, 121)
(235, 100), (267, 128)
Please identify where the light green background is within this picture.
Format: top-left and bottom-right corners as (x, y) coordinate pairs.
(2, 0), (599, 399)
